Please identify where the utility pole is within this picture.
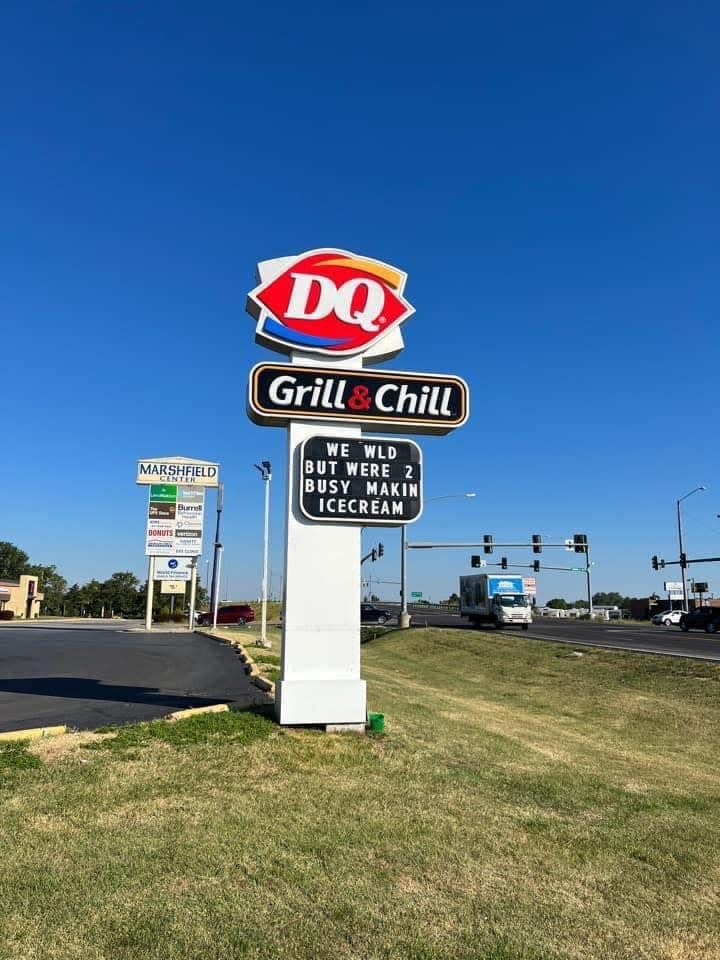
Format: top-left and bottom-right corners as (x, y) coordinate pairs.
(677, 486), (706, 610)
(400, 524), (410, 628)
(208, 483), (224, 627)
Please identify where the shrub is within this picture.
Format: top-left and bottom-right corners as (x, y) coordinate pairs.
(0, 610), (14, 620)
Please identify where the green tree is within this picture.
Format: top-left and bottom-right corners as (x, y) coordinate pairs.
(27, 564), (67, 616)
(63, 584), (83, 617)
(593, 592), (630, 609)
(102, 571), (142, 617)
(546, 597), (568, 609)
(0, 542), (30, 580)
(573, 598), (589, 608)
(79, 579), (104, 617)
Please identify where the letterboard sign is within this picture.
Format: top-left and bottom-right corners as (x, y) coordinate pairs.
(299, 435), (423, 526)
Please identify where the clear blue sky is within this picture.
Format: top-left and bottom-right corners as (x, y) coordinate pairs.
(2, 1), (719, 604)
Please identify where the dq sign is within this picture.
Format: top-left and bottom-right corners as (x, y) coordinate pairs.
(247, 248), (414, 356)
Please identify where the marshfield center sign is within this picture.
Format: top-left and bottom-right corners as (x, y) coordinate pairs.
(136, 456), (219, 630)
(137, 457), (219, 486)
(247, 248), (469, 728)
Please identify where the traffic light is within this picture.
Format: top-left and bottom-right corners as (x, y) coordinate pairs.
(651, 555), (659, 570)
(471, 555), (481, 568)
(483, 534), (493, 554)
(371, 548), (377, 562)
(501, 557), (508, 570)
(532, 534), (542, 554)
(573, 533), (587, 553)
(680, 552), (687, 567)
(377, 543), (384, 558)
(533, 559), (540, 573)
(660, 559), (666, 569)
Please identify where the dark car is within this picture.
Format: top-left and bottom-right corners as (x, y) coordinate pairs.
(361, 603), (392, 624)
(197, 604), (255, 626)
(679, 606), (720, 634)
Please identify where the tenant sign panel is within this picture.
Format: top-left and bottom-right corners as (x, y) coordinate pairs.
(144, 485), (205, 557)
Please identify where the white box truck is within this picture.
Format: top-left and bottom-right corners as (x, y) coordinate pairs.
(459, 574), (532, 630)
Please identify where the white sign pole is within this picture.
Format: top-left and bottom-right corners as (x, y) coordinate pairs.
(145, 556), (155, 631)
(188, 559), (197, 631)
(261, 468), (271, 647)
(277, 353), (366, 728)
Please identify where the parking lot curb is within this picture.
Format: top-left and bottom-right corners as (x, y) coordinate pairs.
(166, 704), (229, 722)
(0, 724), (67, 743)
(195, 628), (276, 698)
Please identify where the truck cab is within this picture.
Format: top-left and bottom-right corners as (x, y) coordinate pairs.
(492, 592), (531, 628)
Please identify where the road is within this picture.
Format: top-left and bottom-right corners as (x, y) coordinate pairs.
(382, 604), (720, 661)
(0, 622), (267, 733)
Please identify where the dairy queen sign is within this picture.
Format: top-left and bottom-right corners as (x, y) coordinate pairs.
(247, 248), (469, 728)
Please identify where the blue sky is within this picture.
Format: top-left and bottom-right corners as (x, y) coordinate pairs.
(2, 1), (718, 604)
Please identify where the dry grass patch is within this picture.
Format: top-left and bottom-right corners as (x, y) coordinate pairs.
(1, 629), (720, 959)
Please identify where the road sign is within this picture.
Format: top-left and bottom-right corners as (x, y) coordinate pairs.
(411, 591), (423, 599)
(572, 567), (585, 572)
(299, 435), (422, 526)
(248, 363), (469, 435)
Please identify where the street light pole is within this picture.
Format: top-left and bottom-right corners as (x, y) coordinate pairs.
(677, 486), (706, 610)
(254, 461), (272, 647)
(208, 483), (224, 627)
(400, 492), (476, 629)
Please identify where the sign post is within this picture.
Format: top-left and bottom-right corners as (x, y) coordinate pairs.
(246, 248), (469, 727)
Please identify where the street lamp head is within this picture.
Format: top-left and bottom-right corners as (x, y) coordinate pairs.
(678, 485), (707, 504)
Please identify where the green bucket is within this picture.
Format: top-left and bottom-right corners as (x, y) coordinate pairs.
(368, 712), (385, 733)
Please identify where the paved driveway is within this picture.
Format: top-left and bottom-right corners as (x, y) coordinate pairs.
(0, 625), (268, 733)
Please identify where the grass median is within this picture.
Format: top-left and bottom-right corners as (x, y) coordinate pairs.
(1, 627), (719, 959)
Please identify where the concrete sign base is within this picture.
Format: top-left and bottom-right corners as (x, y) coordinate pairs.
(277, 416), (367, 726)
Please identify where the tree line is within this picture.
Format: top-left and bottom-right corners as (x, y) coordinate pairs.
(0, 541), (207, 619)
(544, 592), (632, 610)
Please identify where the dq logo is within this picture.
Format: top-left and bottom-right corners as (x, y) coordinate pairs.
(247, 249), (414, 356)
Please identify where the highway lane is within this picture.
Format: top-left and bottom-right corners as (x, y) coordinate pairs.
(381, 604), (720, 661)
(0, 625), (267, 733)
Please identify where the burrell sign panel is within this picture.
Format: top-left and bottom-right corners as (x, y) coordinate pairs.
(248, 363), (468, 434)
(299, 436), (422, 525)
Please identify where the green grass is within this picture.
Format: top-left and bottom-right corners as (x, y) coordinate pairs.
(1, 628), (720, 959)
(0, 739), (42, 772)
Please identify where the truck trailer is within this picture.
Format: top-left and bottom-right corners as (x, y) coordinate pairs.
(459, 574), (532, 630)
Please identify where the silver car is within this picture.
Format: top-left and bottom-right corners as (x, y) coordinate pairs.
(651, 609), (686, 627)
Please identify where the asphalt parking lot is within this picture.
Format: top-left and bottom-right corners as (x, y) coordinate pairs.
(0, 623), (267, 733)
